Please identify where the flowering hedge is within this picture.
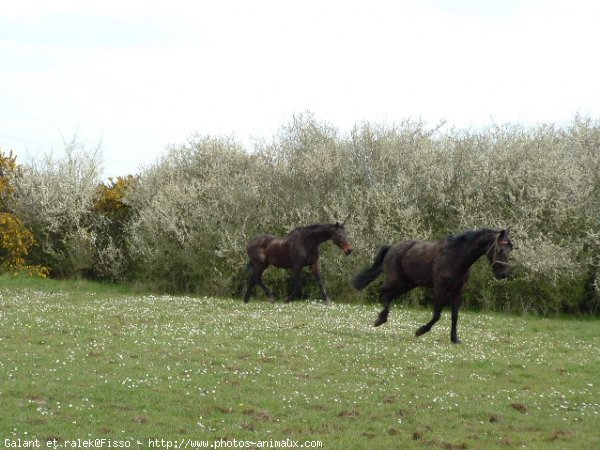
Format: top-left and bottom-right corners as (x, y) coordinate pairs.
(125, 115), (600, 314)
(5, 115), (600, 314)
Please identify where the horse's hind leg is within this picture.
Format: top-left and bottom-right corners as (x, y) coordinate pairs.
(286, 266), (303, 303)
(256, 265), (274, 302)
(374, 278), (413, 327)
(244, 261), (256, 303)
(374, 285), (396, 326)
(244, 279), (256, 303)
(244, 263), (274, 303)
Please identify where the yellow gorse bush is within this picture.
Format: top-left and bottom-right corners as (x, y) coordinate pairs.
(0, 212), (34, 269)
(95, 175), (137, 214)
(0, 149), (49, 277)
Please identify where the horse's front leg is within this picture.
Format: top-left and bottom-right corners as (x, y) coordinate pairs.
(450, 298), (462, 344)
(415, 287), (446, 337)
(287, 266), (303, 303)
(415, 304), (442, 337)
(310, 261), (330, 304)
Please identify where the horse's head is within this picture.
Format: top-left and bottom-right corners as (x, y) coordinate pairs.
(486, 229), (513, 279)
(332, 222), (353, 255)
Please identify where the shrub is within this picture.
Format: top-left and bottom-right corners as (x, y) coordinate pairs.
(92, 175), (138, 281)
(12, 138), (102, 278)
(126, 114), (600, 314)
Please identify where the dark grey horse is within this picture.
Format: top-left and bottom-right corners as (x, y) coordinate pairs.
(353, 229), (513, 343)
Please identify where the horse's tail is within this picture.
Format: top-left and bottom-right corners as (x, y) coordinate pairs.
(352, 245), (391, 290)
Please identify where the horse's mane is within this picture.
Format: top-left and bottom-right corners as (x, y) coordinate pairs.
(445, 229), (498, 246)
(287, 223), (329, 235)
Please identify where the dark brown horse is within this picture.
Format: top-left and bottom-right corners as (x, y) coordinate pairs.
(244, 222), (353, 304)
(353, 229), (513, 343)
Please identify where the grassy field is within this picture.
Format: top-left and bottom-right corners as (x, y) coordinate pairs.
(1, 277), (599, 449)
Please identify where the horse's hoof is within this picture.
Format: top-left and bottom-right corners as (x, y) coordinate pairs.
(451, 338), (462, 344)
(373, 318), (386, 327)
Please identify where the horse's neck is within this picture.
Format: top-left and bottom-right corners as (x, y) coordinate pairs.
(302, 226), (332, 248)
(456, 233), (494, 270)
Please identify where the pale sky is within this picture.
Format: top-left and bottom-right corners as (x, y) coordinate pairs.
(1, 0), (599, 178)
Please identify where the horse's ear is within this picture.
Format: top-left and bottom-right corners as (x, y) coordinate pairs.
(335, 221), (342, 228)
(341, 212), (352, 226)
(498, 228), (514, 248)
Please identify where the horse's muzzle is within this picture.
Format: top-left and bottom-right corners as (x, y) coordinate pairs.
(344, 247), (353, 255)
(493, 270), (510, 280)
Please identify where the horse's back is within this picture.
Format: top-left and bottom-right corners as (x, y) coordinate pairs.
(247, 234), (277, 248)
(247, 234), (276, 260)
(387, 239), (437, 287)
(247, 234), (293, 268)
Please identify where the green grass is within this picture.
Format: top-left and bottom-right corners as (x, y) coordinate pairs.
(1, 277), (599, 449)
